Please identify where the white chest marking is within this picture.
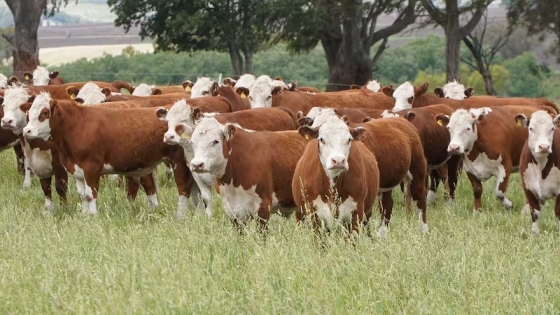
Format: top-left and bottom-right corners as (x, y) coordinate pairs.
(101, 163), (154, 177)
(313, 195), (357, 231)
(463, 153), (503, 182)
(523, 162), (560, 202)
(22, 143), (53, 179)
(218, 182), (263, 224)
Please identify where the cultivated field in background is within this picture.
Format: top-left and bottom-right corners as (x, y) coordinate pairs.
(0, 144), (559, 313)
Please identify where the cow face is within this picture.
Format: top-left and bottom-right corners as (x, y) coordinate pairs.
(434, 80), (473, 100)
(391, 81), (428, 111)
(443, 108), (492, 154)
(516, 110), (560, 157)
(132, 83), (155, 96)
(32, 66), (50, 86)
(248, 75), (284, 108)
(189, 117), (235, 177)
(157, 100), (196, 146)
(1, 87), (32, 132)
(299, 116), (366, 179)
(365, 80), (381, 92)
(22, 92), (53, 140)
(75, 83), (110, 104)
(190, 77), (218, 98)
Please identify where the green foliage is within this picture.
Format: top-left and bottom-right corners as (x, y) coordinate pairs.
(503, 52), (548, 97)
(465, 65), (510, 95)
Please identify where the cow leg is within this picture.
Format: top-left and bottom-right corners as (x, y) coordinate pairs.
(555, 195), (560, 236)
(377, 191), (393, 238)
(139, 171), (158, 208)
(163, 160), (174, 179)
(83, 172), (101, 215)
(466, 172), (483, 211)
(125, 176), (140, 202)
(74, 176), (88, 213)
(169, 150), (196, 219)
(495, 160), (513, 210)
(22, 155), (32, 189)
(14, 144), (24, 175)
(427, 170), (439, 206)
(351, 201), (364, 237)
(445, 155), (461, 202)
(524, 190), (541, 235)
(39, 177), (54, 212)
(410, 173), (428, 234)
(194, 176), (213, 217)
(54, 163), (68, 206)
(257, 199), (272, 236)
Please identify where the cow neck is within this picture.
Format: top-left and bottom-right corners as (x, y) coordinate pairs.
(531, 145), (556, 178)
(19, 134), (51, 150)
(465, 124), (481, 161)
(217, 129), (246, 185)
(49, 102), (80, 157)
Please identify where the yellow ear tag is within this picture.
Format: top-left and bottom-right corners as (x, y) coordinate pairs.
(305, 134), (310, 140)
(517, 120), (522, 127)
(437, 119), (443, 126)
(70, 94), (76, 100)
(240, 92), (246, 99)
(185, 86), (191, 92)
(181, 132), (190, 140)
(24, 75), (30, 80)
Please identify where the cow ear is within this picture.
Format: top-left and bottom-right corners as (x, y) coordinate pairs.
(49, 71), (59, 79)
(288, 81), (297, 91)
(0, 96), (3, 106)
(66, 86), (79, 99)
(553, 115), (560, 128)
(340, 115), (349, 125)
(435, 114), (450, 127)
(404, 111), (416, 122)
(382, 86), (394, 97)
(210, 81), (219, 96)
(465, 87), (474, 98)
(224, 124), (237, 141)
(469, 107), (492, 121)
(19, 102), (31, 114)
(296, 111), (304, 119)
(192, 107), (205, 122)
(23, 72), (32, 81)
(49, 99), (58, 112)
(236, 87), (249, 99)
(101, 87), (111, 96)
(362, 117), (373, 123)
(271, 85), (283, 96)
(350, 127), (366, 141)
(416, 81), (429, 96)
(297, 116), (313, 127)
(515, 114), (528, 128)
(151, 88), (162, 95)
(8, 76), (19, 86)
(434, 88), (444, 98)
(27, 95), (36, 103)
(298, 126), (319, 140)
(333, 109), (340, 117)
(182, 80), (193, 92)
(156, 107), (168, 121)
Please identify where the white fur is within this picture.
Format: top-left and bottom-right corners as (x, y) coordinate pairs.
(442, 80), (467, 100)
(0, 73), (7, 89)
(32, 66), (50, 86)
(446, 108), (492, 154)
(22, 143), (53, 179)
(234, 74), (256, 90)
(147, 194), (158, 208)
(1, 86), (31, 133)
(23, 157), (32, 189)
(77, 82), (106, 104)
(188, 117), (232, 178)
(306, 107), (329, 120)
(392, 81), (415, 111)
(309, 108), (337, 128)
(381, 110), (399, 118)
(248, 75), (274, 108)
(426, 190), (437, 205)
(132, 83), (155, 96)
(366, 80), (381, 93)
(176, 195), (189, 219)
(525, 111), (556, 157)
(218, 182), (262, 224)
(463, 152), (512, 208)
(22, 92), (53, 140)
(315, 116), (355, 180)
(190, 77), (214, 98)
(45, 198), (54, 212)
(72, 164), (96, 215)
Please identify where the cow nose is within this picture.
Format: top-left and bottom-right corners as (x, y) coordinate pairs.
(448, 144), (460, 153)
(539, 144), (550, 152)
(191, 162), (204, 172)
(330, 157), (346, 168)
(2, 118), (12, 125)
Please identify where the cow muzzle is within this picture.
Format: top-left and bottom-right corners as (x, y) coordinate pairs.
(328, 157), (348, 170)
(537, 144), (551, 154)
(163, 133), (178, 145)
(1, 118), (15, 130)
(22, 126), (37, 139)
(447, 144), (462, 154)
(190, 161), (205, 173)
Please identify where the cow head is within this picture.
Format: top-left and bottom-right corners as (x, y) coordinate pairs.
(182, 80), (194, 92)
(188, 117), (237, 177)
(73, 82), (110, 104)
(29, 66), (51, 86)
(390, 81), (429, 111)
(298, 116), (366, 179)
(156, 99), (197, 147)
(132, 83), (155, 96)
(440, 107), (492, 155)
(1, 86), (33, 132)
(49, 70), (60, 82)
(365, 80), (381, 92)
(22, 92), (53, 140)
(234, 73), (256, 90)
(190, 77), (218, 98)
(515, 110), (560, 157)
(0, 73), (7, 89)
(222, 77), (237, 88)
(434, 80), (474, 100)
(248, 75), (285, 108)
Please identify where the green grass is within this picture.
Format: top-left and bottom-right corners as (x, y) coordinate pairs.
(1, 149), (560, 314)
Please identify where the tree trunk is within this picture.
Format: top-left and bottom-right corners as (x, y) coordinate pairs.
(325, 4), (372, 92)
(482, 70), (496, 95)
(444, 0), (461, 83)
(227, 44), (243, 76)
(243, 51), (253, 74)
(7, 0), (46, 80)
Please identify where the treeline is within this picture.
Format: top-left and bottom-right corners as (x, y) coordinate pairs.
(4, 35), (558, 101)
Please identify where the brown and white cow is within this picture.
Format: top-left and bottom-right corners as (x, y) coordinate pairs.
(214, 85), (251, 111)
(132, 83), (187, 96)
(286, 81), (322, 94)
(436, 106), (550, 211)
(434, 80), (474, 100)
(23, 66), (64, 86)
(0, 98), (26, 181)
(292, 116), (380, 237)
(183, 116), (307, 231)
(515, 110), (560, 235)
(232, 74), (256, 98)
(190, 77), (219, 98)
(299, 109), (428, 236)
(22, 97), (195, 215)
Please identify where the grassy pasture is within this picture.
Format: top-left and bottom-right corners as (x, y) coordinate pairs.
(0, 148), (559, 314)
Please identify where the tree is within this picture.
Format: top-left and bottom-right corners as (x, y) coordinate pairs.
(507, 0), (560, 62)
(107, 0), (277, 76)
(3, 0), (73, 80)
(420, 0), (493, 82)
(461, 9), (512, 95)
(273, 0), (420, 91)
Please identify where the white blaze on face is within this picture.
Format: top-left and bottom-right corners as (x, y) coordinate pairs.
(1, 86), (30, 132)
(190, 77), (214, 98)
(0, 73), (8, 89)
(443, 80), (466, 100)
(248, 75), (274, 108)
(234, 74), (256, 90)
(189, 117), (231, 178)
(310, 108), (338, 128)
(526, 111), (558, 157)
(366, 80), (381, 92)
(306, 107), (329, 120)
(392, 81), (415, 111)
(22, 92), (52, 140)
(446, 108), (491, 154)
(32, 66), (50, 86)
(132, 83), (154, 96)
(77, 82), (105, 104)
(316, 116), (356, 179)
(161, 99), (196, 146)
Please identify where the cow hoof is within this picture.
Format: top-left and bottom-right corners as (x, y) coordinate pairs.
(376, 225), (388, 238)
(420, 223), (429, 234)
(175, 210), (185, 220)
(521, 203), (531, 215)
(23, 180), (31, 189)
(531, 222), (540, 236)
(502, 199), (513, 210)
(426, 190), (437, 205)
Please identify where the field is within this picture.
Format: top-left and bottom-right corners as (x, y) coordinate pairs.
(1, 147), (560, 314)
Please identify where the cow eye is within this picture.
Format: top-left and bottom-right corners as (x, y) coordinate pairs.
(407, 97), (414, 104)
(529, 127), (533, 131)
(319, 138), (325, 144)
(212, 140), (219, 145)
(466, 127), (471, 131)
(248, 95), (253, 100)
(202, 91), (209, 95)
(266, 95), (272, 100)
(347, 138), (352, 144)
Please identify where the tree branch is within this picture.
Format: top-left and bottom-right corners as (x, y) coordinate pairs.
(1, 33), (14, 46)
(419, 0), (446, 26)
(367, 0), (418, 47)
(371, 37), (388, 65)
(458, 1), (492, 38)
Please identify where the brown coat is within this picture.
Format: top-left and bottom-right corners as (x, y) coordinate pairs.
(193, 106), (296, 131)
(214, 86), (251, 111)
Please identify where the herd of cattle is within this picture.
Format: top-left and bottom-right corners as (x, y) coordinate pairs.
(0, 65), (559, 237)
